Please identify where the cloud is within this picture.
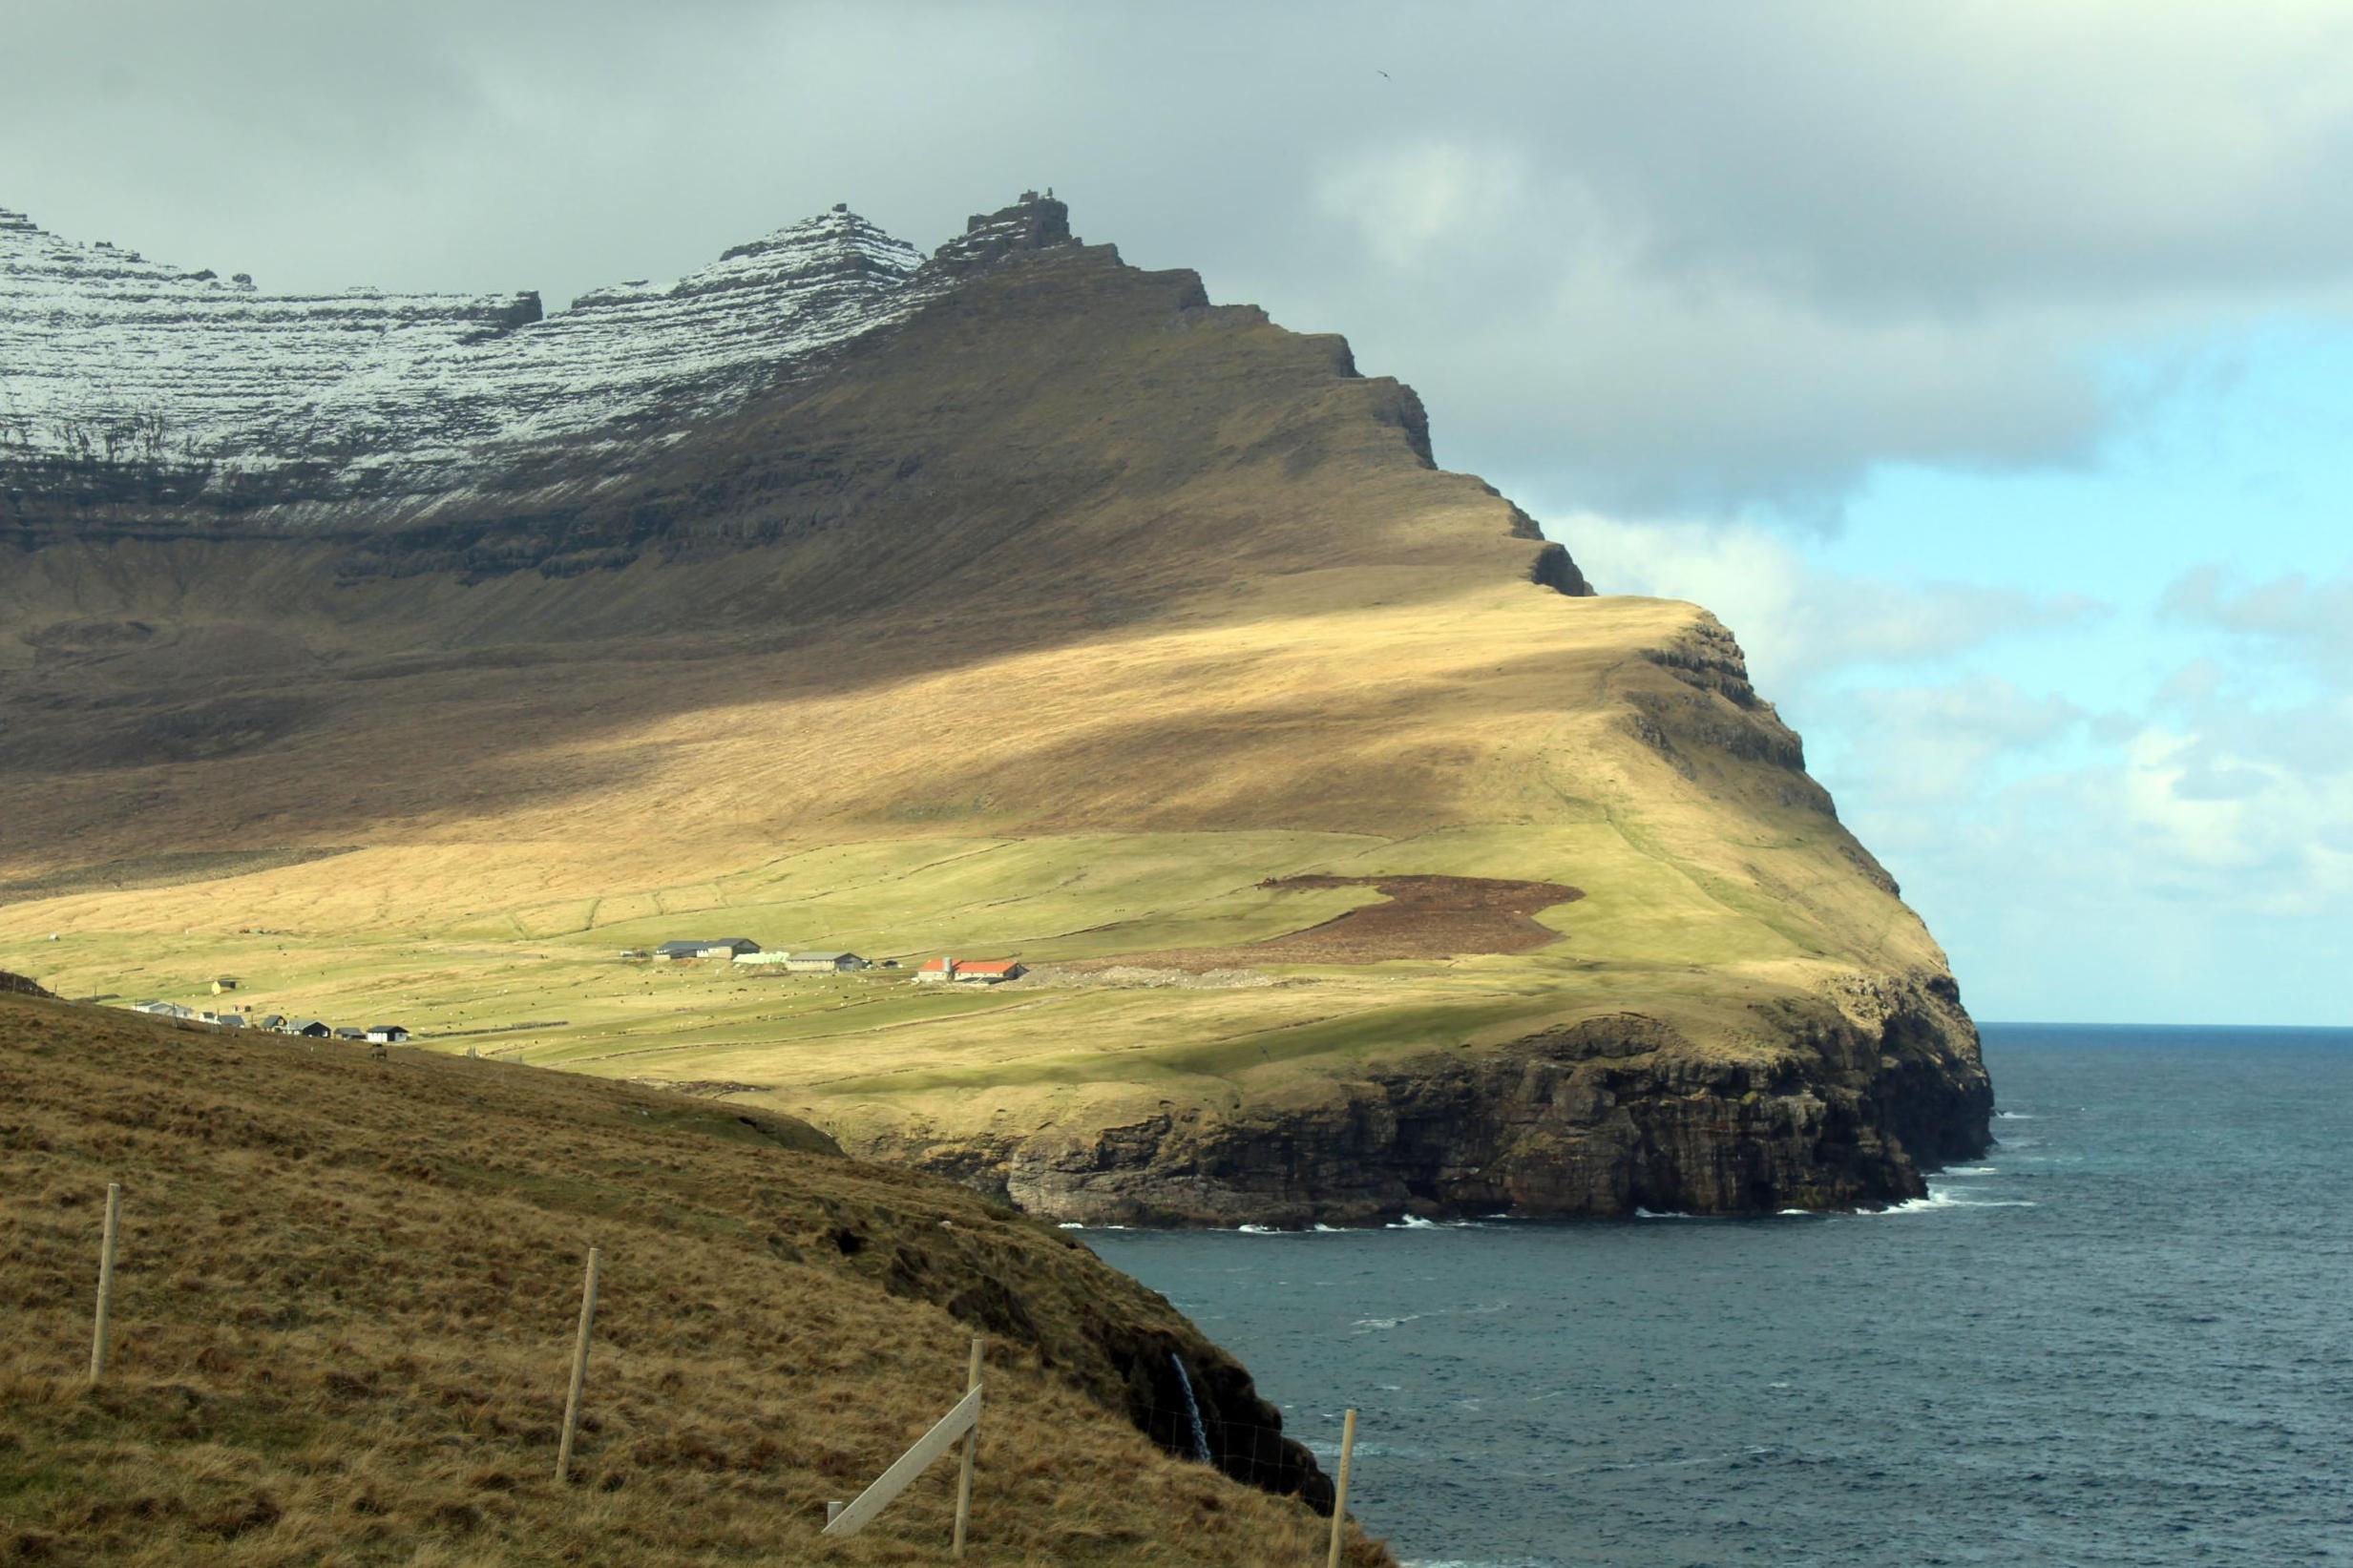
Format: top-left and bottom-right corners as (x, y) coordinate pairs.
(1555, 512), (2105, 682)
(8, 2), (2353, 513)
(2161, 563), (2353, 675)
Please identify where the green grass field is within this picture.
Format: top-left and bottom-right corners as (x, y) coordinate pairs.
(0, 804), (1913, 1165)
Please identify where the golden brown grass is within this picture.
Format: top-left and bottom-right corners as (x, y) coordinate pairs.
(0, 994), (1386, 1566)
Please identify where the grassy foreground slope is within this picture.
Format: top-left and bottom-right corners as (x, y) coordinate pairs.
(0, 992), (1374, 1566)
(0, 195), (1988, 1222)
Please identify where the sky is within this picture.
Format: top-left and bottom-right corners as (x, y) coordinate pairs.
(7, 1), (2349, 1025)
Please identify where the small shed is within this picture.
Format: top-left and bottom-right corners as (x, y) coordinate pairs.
(211, 977), (241, 993)
(333, 1027), (367, 1041)
(787, 951), (867, 973)
(364, 1025), (410, 1044)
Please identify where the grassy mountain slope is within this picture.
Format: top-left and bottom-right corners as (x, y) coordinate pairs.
(0, 196), (1989, 1223)
(0, 991), (1375, 1565)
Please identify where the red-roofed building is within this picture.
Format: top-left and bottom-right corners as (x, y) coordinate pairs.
(916, 956), (1026, 984)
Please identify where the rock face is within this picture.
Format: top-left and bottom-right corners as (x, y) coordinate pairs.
(857, 974), (1991, 1225)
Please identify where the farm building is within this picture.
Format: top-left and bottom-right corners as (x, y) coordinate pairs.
(654, 938), (761, 961)
(287, 1019), (332, 1037)
(211, 977), (240, 993)
(731, 950), (798, 966)
(333, 1028), (367, 1041)
(256, 1014), (286, 1032)
(364, 1025), (410, 1044)
(916, 957), (1027, 984)
(786, 951), (868, 973)
(131, 1000), (195, 1018)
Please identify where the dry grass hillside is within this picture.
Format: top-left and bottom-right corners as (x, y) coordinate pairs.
(0, 201), (1988, 1222)
(0, 990), (1382, 1566)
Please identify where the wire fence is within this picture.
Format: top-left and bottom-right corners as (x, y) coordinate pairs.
(53, 1181), (1371, 1562)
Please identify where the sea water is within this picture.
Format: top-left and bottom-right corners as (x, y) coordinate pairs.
(1084, 1024), (2353, 1566)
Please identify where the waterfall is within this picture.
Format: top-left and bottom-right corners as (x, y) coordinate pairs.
(1166, 1352), (1212, 1463)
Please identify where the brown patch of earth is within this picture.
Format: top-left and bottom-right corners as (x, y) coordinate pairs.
(1070, 873), (1583, 973)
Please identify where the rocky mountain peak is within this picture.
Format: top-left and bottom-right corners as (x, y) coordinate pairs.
(922, 190), (1082, 280)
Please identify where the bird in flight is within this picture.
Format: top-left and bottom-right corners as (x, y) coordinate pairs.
(1376, 69), (1391, 78)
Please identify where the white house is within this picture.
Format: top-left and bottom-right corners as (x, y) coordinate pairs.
(364, 1025), (410, 1044)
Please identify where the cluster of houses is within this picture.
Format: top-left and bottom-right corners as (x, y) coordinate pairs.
(620, 938), (875, 972)
(620, 939), (1027, 985)
(127, 997), (409, 1043)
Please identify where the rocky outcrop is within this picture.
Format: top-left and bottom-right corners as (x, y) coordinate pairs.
(858, 974), (1991, 1226)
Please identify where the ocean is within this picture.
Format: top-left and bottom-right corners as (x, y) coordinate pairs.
(1084, 1023), (2353, 1566)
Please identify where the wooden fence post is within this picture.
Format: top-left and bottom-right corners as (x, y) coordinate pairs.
(953, 1336), (983, 1558)
(1325, 1407), (1356, 1568)
(88, 1183), (120, 1385)
(556, 1245), (601, 1481)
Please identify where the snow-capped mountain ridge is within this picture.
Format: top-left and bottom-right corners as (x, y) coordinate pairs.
(0, 194), (1075, 521)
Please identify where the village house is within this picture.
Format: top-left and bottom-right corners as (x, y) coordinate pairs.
(786, 951), (868, 973)
(916, 957), (1027, 984)
(364, 1025), (410, 1044)
(256, 1014), (286, 1032)
(731, 950), (799, 966)
(131, 1000), (196, 1018)
(333, 1027), (367, 1041)
(287, 1019), (332, 1037)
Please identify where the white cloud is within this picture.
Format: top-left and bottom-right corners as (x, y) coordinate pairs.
(1553, 512), (2104, 683)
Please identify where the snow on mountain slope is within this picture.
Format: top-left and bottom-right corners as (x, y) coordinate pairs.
(0, 199), (1072, 518)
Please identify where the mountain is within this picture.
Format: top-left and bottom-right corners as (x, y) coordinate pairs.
(0, 191), (1989, 1225)
(0, 989), (1373, 1564)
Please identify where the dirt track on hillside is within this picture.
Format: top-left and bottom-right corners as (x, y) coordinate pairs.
(1068, 873), (1583, 972)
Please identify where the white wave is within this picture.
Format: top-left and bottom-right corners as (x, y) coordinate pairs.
(1874, 1187), (2038, 1215)
(1057, 1221), (1085, 1229)
(1634, 1206), (1694, 1220)
(1312, 1223), (1344, 1233)
(1351, 1312), (1424, 1330)
(1944, 1165), (1999, 1175)
(1994, 1111), (2035, 1119)
(1235, 1223), (1281, 1234)
(1387, 1214), (1449, 1229)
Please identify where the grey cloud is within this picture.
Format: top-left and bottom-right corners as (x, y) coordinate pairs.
(8, 1), (2353, 514)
